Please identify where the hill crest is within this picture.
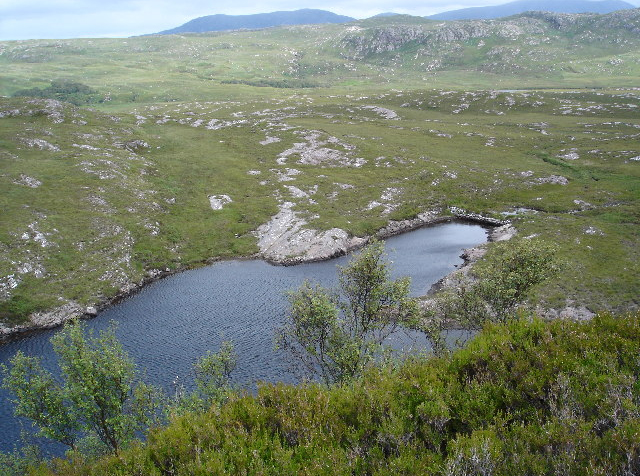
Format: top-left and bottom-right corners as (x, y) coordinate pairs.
(156, 9), (355, 35)
(428, 0), (635, 20)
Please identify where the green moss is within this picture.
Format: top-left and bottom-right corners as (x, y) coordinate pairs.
(0, 294), (45, 325)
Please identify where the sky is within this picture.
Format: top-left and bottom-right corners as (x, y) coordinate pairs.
(1, 0), (639, 41)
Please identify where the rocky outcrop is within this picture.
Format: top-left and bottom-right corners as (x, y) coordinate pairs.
(209, 194), (233, 210)
(537, 304), (595, 320)
(0, 266), (176, 342)
(338, 19), (541, 59)
(254, 202), (366, 264)
(256, 206), (510, 265)
(338, 9), (640, 62)
(376, 211), (449, 238)
(0, 301), (87, 341)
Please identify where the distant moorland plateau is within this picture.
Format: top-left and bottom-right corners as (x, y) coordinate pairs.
(154, 1), (638, 35)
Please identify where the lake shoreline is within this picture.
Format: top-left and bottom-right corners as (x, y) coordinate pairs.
(0, 209), (508, 343)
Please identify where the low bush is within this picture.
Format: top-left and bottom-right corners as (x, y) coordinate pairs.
(25, 311), (639, 475)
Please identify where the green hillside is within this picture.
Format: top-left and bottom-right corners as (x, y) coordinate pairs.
(1, 10), (639, 329)
(1, 9), (640, 101)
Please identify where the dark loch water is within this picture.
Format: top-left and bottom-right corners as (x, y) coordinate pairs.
(0, 222), (487, 454)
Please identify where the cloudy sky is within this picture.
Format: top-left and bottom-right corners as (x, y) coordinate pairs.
(1, 0), (639, 41)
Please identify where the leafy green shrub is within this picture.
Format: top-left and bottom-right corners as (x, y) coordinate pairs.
(12, 80), (101, 105)
(171, 341), (237, 415)
(1, 320), (163, 455)
(277, 241), (419, 384)
(426, 238), (560, 335)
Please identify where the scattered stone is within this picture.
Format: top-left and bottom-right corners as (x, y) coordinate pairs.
(285, 185), (310, 199)
(85, 306), (98, 316)
(500, 208), (538, 216)
(13, 174), (42, 188)
(361, 105), (399, 120)
(22, 138), (60, 151)
(365, 187), (403, 215)
(533, 175), (569, 185)
(208, 194), (232, 210)
(0, 275), (21, 300)
(0, 109), (21, 118)
(450, 207), (509, 226)
(584, 226), (604, 236)
(558, 149), (579, 160)
(260, 136), (281, 145)
(573, 199), (592, 210)
(72, 143), (100, 151)
(334, 183), (354, 190)
(489, 224), (518, 241)
(16, 261), (46, 278)
(539, 305), (595, 320)
(21, 222), (54, 248)
(277, 130), (364, 167)
(120, 140), (149, 151)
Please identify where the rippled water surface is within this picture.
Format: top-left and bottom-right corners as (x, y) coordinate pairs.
(0, 222), (487, 453)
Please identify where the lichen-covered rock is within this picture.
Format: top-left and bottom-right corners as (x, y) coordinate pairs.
(209, 194), (233, 210)
(254, 202), (365, 264)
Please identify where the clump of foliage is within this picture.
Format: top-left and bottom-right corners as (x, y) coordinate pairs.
(423, 238), (560, 353)
(25, 312), (640, 475)
(0, 294), (45, 326)
(1, 324), (239, 470)
(12, 80), (101, 105)
(277, 241), (419, 384)
(470, 238), (560, 321)
(1, 320), (163, 455)
(171, 340), (237, 415)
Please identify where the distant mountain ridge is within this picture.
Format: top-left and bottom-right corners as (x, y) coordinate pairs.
(156, 9), (355, 35)
(428, 0), (635, 20)
(154, 3), (638, 36)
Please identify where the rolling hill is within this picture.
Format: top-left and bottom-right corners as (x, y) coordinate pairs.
(156, 9), (355, 35)
(428, 0), (635, 20)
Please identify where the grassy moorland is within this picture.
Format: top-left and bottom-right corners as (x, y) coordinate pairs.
(0, 10), (639, 326)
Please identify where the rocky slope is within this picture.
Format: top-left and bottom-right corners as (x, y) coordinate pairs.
(338, 9), (640, 65)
